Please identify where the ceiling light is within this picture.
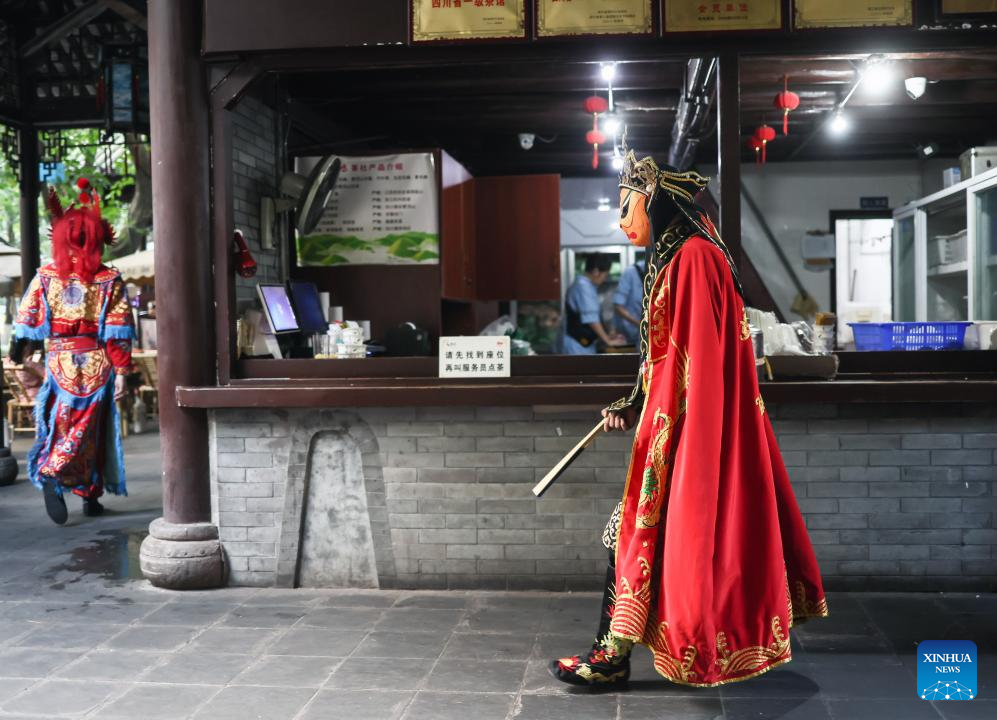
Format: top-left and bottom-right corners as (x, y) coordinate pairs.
(600, 63), (617, 82)
(861, 58), (893, 95)
(904, 76), (927, 100)
(919, 143), (940, 158)
(828, 111), (849, 135)
(603, 117), (620, 135)
(611, 156), (624, 170)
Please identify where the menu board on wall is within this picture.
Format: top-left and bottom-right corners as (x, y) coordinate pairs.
(794, 0), (912, 28)
(536, 0), (653, 37)
(665, 0), (781, 32)
(412, 0), (526, 42)
(296, 153), (439, 267)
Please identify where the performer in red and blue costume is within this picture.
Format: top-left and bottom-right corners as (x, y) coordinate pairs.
(12, 178), (133, 525)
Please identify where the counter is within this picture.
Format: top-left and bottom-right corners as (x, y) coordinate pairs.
(198, 351), (997, 593)
(181, 351), (997, 407)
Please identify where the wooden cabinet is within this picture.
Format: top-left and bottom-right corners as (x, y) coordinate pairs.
(442, 174), (560, 302)
(441, 179), (476, 300)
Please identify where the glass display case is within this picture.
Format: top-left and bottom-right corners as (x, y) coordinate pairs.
(972, 182), (997, 320)
(892, 211), (916, 321)
(924, 196), (967, 321)
(892, 165), (997, 322)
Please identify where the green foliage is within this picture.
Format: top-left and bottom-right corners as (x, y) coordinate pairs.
(0, 127), (143, 259)
(298, 231), (439, 266)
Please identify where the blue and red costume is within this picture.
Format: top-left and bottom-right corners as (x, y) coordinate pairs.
(14, 179), (133, 503)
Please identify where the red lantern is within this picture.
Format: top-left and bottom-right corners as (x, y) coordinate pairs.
(586, 129), (607, 169)
(773, 75), (800, 136)
(583, 96), (609, 115)
(583, 96), (610, 169)
(753, 124), (776, 164)
(747, 136), (764, 165)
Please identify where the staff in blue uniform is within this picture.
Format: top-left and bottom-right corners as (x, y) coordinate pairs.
(613, 260), (645, 346)
(561, 253), (626, 354)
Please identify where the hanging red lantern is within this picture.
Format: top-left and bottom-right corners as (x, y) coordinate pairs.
(747, 136), (764, 165)
(753, 124), (776, 164)
(583, 96), (609, 115)
(583, 96), (609, 169)
(773, 75), (800, 136)
(586, 130), (607, 169)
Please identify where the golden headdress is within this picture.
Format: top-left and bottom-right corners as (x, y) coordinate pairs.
(618, 132), (710, 207)
(616, 131), (743, 298)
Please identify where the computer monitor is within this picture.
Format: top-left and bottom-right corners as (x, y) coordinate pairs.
(257, 284), (300, 335)
(287, 280), (328, 334)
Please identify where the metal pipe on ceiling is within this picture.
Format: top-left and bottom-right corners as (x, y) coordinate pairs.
(667, 57), (717, 170)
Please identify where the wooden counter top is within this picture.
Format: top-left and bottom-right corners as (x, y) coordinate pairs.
(177, 375), (997, 408)
(176, 351), (997, 408)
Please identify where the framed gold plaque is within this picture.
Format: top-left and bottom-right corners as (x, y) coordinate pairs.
(537, 0), (654, 37)
(412, 0), (527, 42)
(794, 0), (912, 28)
(940, 0), (997, 14)
(665, 0), (782, 33)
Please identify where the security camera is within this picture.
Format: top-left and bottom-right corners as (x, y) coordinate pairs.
(518, 133), (535, 151)
(904, 76), (927, 100)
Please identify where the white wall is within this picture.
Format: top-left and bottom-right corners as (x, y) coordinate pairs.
(559, 177), (627, 247)
(704, 158), (952, 318)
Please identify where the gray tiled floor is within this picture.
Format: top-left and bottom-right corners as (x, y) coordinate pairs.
(0, 434), (994, 719)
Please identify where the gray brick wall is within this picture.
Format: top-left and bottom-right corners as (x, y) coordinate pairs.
(209, 402), (996, 591)
(232, 94), (285, 311)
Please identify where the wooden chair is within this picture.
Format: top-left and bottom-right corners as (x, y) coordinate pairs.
(3, 365), (38, 435)
(133, 352), (159, 419)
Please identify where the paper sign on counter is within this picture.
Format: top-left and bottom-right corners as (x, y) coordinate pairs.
(439, 336), (511, 378)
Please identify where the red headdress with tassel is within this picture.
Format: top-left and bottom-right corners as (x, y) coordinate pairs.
(48, 177), (116, 282)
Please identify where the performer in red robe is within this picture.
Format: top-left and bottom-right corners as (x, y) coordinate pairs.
(12, 178), (133, 525)
(550, 143), (828, 688)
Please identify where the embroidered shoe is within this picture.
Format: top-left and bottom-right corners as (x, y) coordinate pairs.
(548, 652), (630, 687)
(82, 498), (104, 517)
(43, 483), (68, 525)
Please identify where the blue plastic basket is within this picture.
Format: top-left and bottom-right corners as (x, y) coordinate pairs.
(848, 322), (972, 351)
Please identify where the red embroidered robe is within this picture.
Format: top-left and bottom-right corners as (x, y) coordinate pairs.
(609, 235), (829, 687)
(14, 263), (134, 498)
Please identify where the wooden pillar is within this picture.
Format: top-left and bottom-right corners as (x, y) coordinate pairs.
(140, 0), (223, 589)
(716, 52), (742, 266)
(149, 0), (215, 523)
(19, 125), (40, 284)
(147, 0), (214, 525)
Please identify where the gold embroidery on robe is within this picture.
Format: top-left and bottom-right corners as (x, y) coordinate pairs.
(740, 308), (751, 341)
(793, 580), (830, 621)
(646, 620), (699, 684)
(755, 395), (766, 415)
(609, 574), (652, 640)
(48, 348), (112, 397)
(649, 278), (670, 355)
(44, 277), (104, 322)
(715, 616), (791, 677)
(637, 411), (672, 529)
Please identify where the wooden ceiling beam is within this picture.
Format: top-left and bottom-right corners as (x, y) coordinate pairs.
(98, 0), (147, 31)
(20, 1), (106, 59)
